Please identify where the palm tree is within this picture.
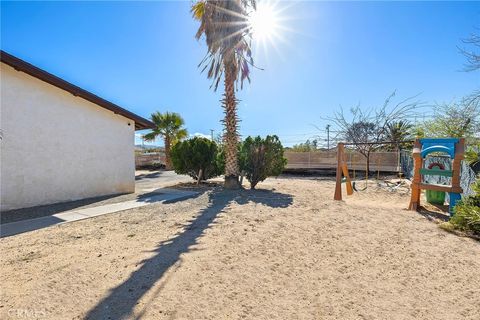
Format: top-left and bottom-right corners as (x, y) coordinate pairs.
(385, 120), (413, 151)
(143, 112), (188, 170)
(192, 0), (256, 189)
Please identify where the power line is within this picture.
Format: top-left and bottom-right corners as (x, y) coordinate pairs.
(326, 124), (331, 150)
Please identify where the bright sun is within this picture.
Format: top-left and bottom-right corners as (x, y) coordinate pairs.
(248, 3), (280, 41)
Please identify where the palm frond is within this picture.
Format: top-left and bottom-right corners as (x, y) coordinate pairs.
(143, 131), (158, 142)
(191, 1), (205, 20)
(192, 0), (256, 91)
(145, 111), (188, 143)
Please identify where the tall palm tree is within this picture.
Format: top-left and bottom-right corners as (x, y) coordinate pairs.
(143, 112), (188, 170)
(192, 0), (256, 189)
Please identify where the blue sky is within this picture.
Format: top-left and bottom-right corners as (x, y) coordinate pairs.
(2, 1), (479, 147)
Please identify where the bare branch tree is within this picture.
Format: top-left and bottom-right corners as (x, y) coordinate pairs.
(324, 91), (423, 174)
(459, 32), (480, 72)
(457, 28), (480, 108)
(424, 97), (480, 141)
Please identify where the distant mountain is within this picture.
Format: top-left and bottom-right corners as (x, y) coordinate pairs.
(135, 144), (163, 151)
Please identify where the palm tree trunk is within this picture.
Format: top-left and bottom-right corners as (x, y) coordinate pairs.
(164, 137), (172, 170)
(223, 62), (241, 189)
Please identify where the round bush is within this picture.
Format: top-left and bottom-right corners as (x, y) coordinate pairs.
(240, 135), (287, 189)
(171, 137), (223, 181)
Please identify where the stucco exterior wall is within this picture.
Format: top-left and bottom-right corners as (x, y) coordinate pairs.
(0, 63), (135, 211)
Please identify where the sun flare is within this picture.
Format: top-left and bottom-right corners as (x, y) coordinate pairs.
(248, 2), (280, 41)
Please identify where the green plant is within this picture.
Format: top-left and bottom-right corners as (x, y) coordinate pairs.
(423, 100), (479, 141)
(450, 176), (480, 234)
(414, 126), (426, 138)
(291, 139), (319, 152)
(192, 0), (256, 189)
(465, 145), (480, 172)
(170, 137), (223, 183)
(385, 120), (414, 151)
(143, 112), (188, 170)
(239, 135), (287, 189)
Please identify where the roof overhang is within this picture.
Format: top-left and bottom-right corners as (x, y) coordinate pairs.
(1, 50), (155, 130)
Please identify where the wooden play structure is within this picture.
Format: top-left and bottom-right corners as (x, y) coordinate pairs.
(334, 143), (353, 200)
(408, 138), (464, 215)
(333, 141), (409, 201)
(334, 138), (465, 215)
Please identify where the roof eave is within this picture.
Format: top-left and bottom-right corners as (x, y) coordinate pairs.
(135, 120), (155, 130)
(1, 50), (154, 131)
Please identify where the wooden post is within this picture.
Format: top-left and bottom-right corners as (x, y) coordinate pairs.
(449, 138), (465, 215)
(334, 143), (353, 200)
(409, 139), (422, 211)
(451, 138), (464, 190)
(342, 148), (353, 195)
(334, 143), (344, 200)
(342, 165), (354, 195)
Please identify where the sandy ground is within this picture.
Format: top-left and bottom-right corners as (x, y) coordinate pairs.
(1, 177), (479, 320)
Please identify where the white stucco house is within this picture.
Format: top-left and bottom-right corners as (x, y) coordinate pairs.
(0, 51), (154, 211)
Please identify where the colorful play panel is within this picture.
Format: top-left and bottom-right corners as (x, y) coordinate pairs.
(408, 138), (464, 215)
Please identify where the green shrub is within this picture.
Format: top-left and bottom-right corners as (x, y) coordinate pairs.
(465, 145), (480, 173)
(465, 146), (479, 165)
(170, 137), (223, 181)
(450, 176), (480, 234)
(239, 135), (287, 189)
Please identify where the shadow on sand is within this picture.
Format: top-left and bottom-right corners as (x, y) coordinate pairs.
(135, 170), (165, 181)
(417, 204), (451, 222)
(134, 189), (200, 204)
(85, 186), (293, 320)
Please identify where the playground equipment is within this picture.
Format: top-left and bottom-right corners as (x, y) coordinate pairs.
(425, 162), (446, 205)
(334, 143), (354, 200)
(352, 153), (368, 192)
(408, 138), (464, 215)
(334, 141), (410, 201)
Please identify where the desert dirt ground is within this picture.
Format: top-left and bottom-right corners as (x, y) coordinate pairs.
(1, 177), (479, 320)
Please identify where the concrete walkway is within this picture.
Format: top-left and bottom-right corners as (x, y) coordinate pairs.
(0, 188), (197, 238)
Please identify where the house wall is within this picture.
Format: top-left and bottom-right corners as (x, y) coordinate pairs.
(0, 63), (135, 211)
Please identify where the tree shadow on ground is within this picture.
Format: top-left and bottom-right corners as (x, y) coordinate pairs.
(135, 190), (200, 204)
(135, 170), (166, 181)
(417, 204), (450, 222)
(85, 186), (293, 320)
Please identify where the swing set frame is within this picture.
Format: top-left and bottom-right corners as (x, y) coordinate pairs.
(333, 141), (413, 201)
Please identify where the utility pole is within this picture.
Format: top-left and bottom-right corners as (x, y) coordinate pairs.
(326, 124), (331, 150)
(210, 129), (214, 141)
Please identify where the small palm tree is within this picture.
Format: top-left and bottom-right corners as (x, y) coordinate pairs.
(143, 112), (188, 170)
(192, 0), (256, 189)
(386, 120), (413, 151)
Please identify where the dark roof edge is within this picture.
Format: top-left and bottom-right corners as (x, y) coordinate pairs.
(1, 50), (155, 130)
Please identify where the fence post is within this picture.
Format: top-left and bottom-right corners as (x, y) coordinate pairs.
(334, 144), (344, 200)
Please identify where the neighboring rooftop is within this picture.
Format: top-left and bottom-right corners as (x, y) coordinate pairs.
(1, 50), (154, 130)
